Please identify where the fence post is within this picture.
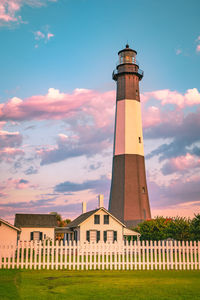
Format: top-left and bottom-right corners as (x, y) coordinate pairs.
(30, 241), (33, 270)
(138, 240), (141, 270)
(38, 241), (42, 270)
(186, 241), (189, 270)
(47, 240), (50, 270)
(51, 241), (54, 270)
(34, 241), (37, 270)
(142, 240), (145, 270)
(190, 241), (193, 270)
(198, 241), (200, 270)
(25, 242), (29, 269)
(21, 241), (24, 269)
(194, 241), (197, 270)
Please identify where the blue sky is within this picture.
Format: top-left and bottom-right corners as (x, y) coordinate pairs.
(0, 0), (200, 222)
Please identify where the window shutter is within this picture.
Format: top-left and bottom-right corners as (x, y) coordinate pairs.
(86, 231), (90, 242)
(30, 232), (33, 241)
(39, 232), (43, 241)
(97, 231), (100, 243)
(104, 231), (107, 242)
(74, 231), (77, 242)
(114, 231), (117, 242)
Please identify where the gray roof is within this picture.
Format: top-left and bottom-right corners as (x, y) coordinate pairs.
(67, 209), (99, 228)
(14, 214), (57, 228)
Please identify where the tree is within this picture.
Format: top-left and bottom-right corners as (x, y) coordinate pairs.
(50, 212), (62, 224)
(134, 216), (191, 241)
(49, 212), (71, 227)
(190, 214), (200, 240)
(134, 217), (168, 241)
(166, 217), (191, 240)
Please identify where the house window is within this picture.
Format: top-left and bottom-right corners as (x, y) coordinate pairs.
(107, 231), (113, 242)
(97, 231), (100, 243)
(104, 215), (109, 224)
(114, 231), (117, 242)
(31, 231), (42, 241)
(139, 137), (141, 143)
(104, 231), (107, 242)
(86, 231), (90, 242)
(94, 215), (100, 224)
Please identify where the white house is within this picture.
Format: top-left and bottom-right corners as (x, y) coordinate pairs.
(14, 214), (57, 242)
(66, 196), (140, 243)
(0, 217), (21, 245)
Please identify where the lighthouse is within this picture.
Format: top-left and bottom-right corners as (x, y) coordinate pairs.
(109, 44), (151, 227)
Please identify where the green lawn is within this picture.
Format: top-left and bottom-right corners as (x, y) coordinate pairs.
(0, 269), (200, 300)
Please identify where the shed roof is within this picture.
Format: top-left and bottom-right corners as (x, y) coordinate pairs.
(0, 217), (21, 232)
(14, 214), (57, 228)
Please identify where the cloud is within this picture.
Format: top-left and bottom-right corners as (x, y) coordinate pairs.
(0, 0), (57, 26)
(196, 45), (200, 52)
(145, 109), (200, 161)
(54, 175), (110, 196)
(0, 88), (115, 126)
(0, 130), (24, 162)
(0, 177), (36, 190)
(33, 28), (54, 47)
(175, 49), (182, 55)
(0, 88), (115, 165)
(37, 124), (113, 165)
(143, 88), (200, 108)
(24, 166), (38, 175)
(0, 130), (22, 148)
(148, 176), (200, 208)
(161, 153), (200, 175)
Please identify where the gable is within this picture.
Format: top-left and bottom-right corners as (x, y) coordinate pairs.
(0, 218), (21, 232)
(70, 207), (126, 228)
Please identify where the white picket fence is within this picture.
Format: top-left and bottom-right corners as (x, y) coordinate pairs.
(0, 240), (200, 270)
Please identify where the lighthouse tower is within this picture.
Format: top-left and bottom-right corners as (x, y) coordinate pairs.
(109, 44), (151, 227)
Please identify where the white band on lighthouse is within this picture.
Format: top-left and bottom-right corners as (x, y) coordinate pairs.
(114, 99), (144, 156)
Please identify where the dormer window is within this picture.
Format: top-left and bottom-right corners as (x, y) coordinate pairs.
(94, 215), (100, 224)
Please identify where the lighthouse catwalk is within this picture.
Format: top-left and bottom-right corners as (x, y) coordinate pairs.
(109, 44), (151, 227)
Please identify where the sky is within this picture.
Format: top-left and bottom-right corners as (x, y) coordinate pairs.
(0, 0), (200, 223)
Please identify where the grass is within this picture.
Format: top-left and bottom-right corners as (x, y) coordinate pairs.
(0, 270), (200, 300)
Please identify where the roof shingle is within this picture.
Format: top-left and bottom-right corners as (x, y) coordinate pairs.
(14, 214), (57, 228)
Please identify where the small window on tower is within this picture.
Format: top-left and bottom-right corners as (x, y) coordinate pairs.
(136, 90), (138, 96)
(142, 187), (145, 194)
(139, 137), (141, 143)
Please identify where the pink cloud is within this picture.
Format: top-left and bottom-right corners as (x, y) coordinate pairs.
(0, 88), (116, 128)
(0, 178), (37, 191)
(0, 147), (24, 162)
(161, 153), (200, 175)
(0, 129), (24, 162)
(144, 88), (200, 108)
(0, 0), (57, 26)
(196, 45), (200, 52)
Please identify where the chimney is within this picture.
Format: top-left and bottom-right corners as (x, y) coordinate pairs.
(98, 194), (104, 208)
(82, 201), (87, 214)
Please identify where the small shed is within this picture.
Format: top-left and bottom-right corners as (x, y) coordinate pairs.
(14, 214), (57, 242)
(0, 217), (21, 245)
